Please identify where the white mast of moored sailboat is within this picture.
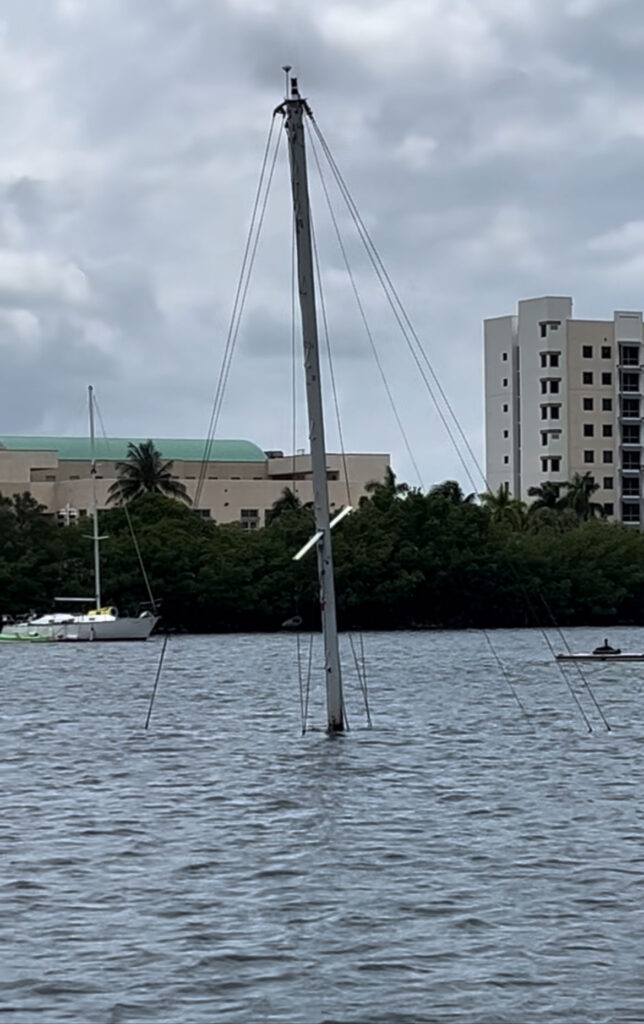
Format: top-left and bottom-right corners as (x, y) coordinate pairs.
(88, 384), (102, 612)
(280, 74), (345, 732)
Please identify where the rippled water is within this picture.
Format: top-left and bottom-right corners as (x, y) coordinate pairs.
(3, 628), (644, 1023)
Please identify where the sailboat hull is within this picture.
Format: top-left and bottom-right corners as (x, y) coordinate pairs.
(2, 614), (158, 642)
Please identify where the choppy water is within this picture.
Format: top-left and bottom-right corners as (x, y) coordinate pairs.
(3, 627), (644, 1023)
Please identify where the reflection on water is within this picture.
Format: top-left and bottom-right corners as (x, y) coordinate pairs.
(2, 628), (644, 1023)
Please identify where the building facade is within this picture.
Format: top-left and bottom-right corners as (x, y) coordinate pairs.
(484, 296), (644, 525)
(0, 436), (390, 528)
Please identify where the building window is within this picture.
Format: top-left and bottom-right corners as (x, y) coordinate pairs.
(622, 503), (640, 523)
(240, 508), (260, 531)
(503, 455), (509, 464)
(551, 457), (561, 472)
(601, 372), (612, 386)
(550, 406), (560, 420)
(584, 450), (594, 463)
(503, 403), (508, 412)
(541, 457), (548, 472)
(503, 429), (509, 438)
(621, 345), (639, 366)
(602, 424), (613, 437)
(603, 477), (613, 490)
(541, 380), (548, 394)
(196, 509), (212, 519)
(622, 398), (640, 417)
(623, 452), (640, 469)
(45, 474), (56, 481)
(549, 380), (560, 394)
(70, 474), (80, 480)
(604, 503), (614, 516)
(603, 451), (613, 464)
(622, 372), (640, 392)
(623, 479), (640, 498)
(502, 352), (508, 361)
(541, 432), (548, 446)
(583, 424), (594, 437)
(583, 345), (593, 358)
(602, 398), (612, 411)
(541, 406), (548, 419)
(583, 371), (593, 385)
(502, 378), (508, 387)
(583, 397), (594, 411)
(601, 346), (611, 359)
(540, 353), (547, 368)
(623, 425), (641, 444)
(540, 323), (547, 338)
(549, 353), (560, 368)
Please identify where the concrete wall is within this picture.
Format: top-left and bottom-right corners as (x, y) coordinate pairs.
(0, 448), (390, 527)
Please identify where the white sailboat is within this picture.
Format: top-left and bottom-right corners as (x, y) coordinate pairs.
(2, 387), (158, 642)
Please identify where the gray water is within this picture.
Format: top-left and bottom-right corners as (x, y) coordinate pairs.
(3, 628), (644, 1023)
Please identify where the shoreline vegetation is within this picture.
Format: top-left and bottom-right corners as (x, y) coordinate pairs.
(2, 471), (644, 633)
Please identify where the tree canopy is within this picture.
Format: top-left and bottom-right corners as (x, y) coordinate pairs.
(1, 475), (642, 633)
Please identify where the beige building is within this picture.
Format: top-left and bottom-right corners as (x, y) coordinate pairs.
(0, 436), (390, 528)
(485, 296), (643, 525)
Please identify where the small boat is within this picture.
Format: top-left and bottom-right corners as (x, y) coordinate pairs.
(556, 638), (644, 661)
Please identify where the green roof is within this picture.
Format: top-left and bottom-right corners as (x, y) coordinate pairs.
(0, 436), (267, 463)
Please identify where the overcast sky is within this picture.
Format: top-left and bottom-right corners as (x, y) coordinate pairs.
(1, 0), (643, 490)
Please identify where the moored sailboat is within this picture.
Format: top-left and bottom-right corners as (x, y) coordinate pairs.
(1, 387), (158, 642)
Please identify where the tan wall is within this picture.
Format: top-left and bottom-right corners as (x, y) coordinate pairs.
(566, 320), (617, 510)
(0, 448), (390, 525)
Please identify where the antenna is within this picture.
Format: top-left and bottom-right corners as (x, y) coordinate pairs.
(281, 65), (291, 99)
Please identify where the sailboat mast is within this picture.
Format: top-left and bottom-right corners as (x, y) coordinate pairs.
(282, 77), (344, 732)
(88, 385), (102, 611)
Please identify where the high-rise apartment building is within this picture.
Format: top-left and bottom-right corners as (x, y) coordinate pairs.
(484, 296), (644, 525)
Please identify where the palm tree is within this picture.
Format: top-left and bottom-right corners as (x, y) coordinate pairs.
(363, 466), (409, 509)
(428, 480), (476, 504)
(527, 480), (564, 512)
(479, 482), (526, 529)
(265, 486), (306, 526)
(107, 440), (192, 505)
(560, 472), (604, 520)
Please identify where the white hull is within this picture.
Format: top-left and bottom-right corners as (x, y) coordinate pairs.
(4, 614), (158, 642)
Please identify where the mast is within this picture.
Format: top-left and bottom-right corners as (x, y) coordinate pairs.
(88, 385), (102, 611)
(281, 76), (344, 732)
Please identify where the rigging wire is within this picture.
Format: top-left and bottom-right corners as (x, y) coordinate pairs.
(307, 117), (534, 730)
(296, 629), (305, 733)
(93, 399), (158, 614)
(308, 179), (376, 726)
(194, 112), (283, 510)
(538, 595), (611, 732)
(306, 111), (610, 733)
(145, 632), (169, 729)
(348, 631), (372, 728)
(307, 123), (424, 491)
(308, 118), (477, 488)
(308, 200), (352, 507)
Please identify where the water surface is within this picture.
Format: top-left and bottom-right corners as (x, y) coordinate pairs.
(3, 628), (644, 1022)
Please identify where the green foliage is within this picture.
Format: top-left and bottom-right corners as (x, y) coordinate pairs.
(2, 481), (644, 632)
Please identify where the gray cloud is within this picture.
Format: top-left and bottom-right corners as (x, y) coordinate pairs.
(1, 0), (644, 488)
